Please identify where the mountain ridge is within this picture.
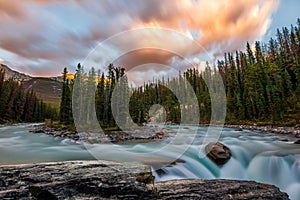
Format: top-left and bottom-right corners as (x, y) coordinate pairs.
(0, 63), (62, 107)
(0, 63), (31, 82)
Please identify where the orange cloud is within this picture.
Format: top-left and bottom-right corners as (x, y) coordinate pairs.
(133, 0), (279, 56)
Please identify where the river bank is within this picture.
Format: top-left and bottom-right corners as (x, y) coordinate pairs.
(0, 160), (289, 199)
(156, 122), (300, 142)
(154, 122), (300, 136)
(225, 124), (300, 135)
(27, 123), (300, 144)
(29, 124), (168, 143)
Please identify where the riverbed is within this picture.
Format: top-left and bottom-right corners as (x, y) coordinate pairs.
(0, 124), (299, 199)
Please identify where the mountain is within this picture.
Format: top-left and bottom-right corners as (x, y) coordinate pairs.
(21, 77), (62, 107)
(0, 64), (62, 108)
(0, 64), (31, 81)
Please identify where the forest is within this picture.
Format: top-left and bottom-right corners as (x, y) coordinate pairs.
(0, 69), (58, 124)
(55, 18), (300, 127)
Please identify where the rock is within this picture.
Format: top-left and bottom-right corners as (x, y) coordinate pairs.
(0, 161), (289, 199)
(0, 161), (155, 199)
(32, 129), (45, 133)
(235, 127), (243, 131)
(153, 179), (289, 200)
(158, 129), (165, 136)
(29, 126), (46, 133)
(278, 138), (289, 142)
(155, 168), (167, 176)
(205, 142), (232, 165)
(294, 139), (300, 144)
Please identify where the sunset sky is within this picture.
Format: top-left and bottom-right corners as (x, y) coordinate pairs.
(0, 0), (299, 82)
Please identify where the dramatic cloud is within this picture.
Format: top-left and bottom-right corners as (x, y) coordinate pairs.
(133, 0), (280, 56)
(0, 0), (282, 81)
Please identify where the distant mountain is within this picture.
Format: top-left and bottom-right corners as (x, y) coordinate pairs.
(21, 77), (62, 108)
(0, 63), (62, 108)
(0, 64), (31, 81)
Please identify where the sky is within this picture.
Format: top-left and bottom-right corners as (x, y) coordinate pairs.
(0, 0), (299, 83)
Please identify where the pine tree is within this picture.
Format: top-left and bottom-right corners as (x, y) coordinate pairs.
(59, 67), (72, 124)
(96, 72), (105, 124)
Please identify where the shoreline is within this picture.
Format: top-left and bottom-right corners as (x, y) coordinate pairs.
(224, 124), (300, 137)
(29, 124), (168, 144)
(153, 122), (300, 138)
(28, 123), (300, 144)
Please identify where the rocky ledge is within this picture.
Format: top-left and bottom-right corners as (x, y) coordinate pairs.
(0, 161), (289, 200)
(29, 125), (167, 143)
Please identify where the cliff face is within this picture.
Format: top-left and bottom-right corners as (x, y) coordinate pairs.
(0, 161), (289, 200)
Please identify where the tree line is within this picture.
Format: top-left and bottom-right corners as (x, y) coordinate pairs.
(217, 18), (300, 124)
(0, 69), (58, 124)
(60, 19), (300, 127)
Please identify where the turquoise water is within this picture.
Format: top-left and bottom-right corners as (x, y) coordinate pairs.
(0, 124), (299, 199)
(0, 124), (95, 164)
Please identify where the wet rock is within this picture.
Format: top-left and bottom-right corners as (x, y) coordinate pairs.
(278, 138), (289, 142)
(155, 168), (167, 176)
(294, 139), (300, 144)
(205, 142), (232, 165)
(235, 127), (243, 131)
(31, 129), (45, 133)
(153, 179), (289, 200)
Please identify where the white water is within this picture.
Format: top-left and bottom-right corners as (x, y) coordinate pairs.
(0, 124), (299, 199)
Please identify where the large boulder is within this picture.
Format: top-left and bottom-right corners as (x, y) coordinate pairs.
(205, 142), (232, 165)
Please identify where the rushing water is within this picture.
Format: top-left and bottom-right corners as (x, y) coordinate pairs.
(0, 124), (300, 199)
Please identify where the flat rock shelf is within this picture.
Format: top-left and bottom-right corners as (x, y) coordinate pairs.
(0, 161), (289, 200)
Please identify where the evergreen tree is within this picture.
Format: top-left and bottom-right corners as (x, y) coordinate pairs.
(59, 67), (72, 124)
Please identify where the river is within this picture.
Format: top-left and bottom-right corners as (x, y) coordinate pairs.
(0, 124), (299, 199)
